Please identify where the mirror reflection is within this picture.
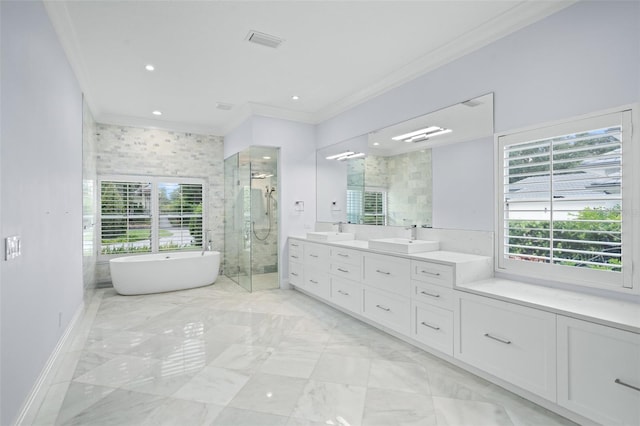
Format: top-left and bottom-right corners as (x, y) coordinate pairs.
(316, 93), (493, 226)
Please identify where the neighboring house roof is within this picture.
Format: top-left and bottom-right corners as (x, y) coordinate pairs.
(506, 170), (621, 201)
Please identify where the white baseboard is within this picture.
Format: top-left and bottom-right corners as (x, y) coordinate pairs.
(13, 302), (85, 426)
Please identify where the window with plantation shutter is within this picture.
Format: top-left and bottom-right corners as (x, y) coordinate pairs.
(99, 177), (204, 256)
(346, 188), (387, 225)
(497, 110), (635, 290)
(363, 189), (386, 225)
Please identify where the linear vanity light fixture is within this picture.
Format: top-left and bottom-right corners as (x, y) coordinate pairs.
(392, 126), (452, 142)
(337, 152), (365, 161)
(326, 151), (354, 160)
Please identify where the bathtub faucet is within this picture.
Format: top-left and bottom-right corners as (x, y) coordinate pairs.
(202, 229), (212, 256)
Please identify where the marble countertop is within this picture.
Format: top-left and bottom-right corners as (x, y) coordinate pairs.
(456, 278), (640, 334)
(289, 236), (490, 265)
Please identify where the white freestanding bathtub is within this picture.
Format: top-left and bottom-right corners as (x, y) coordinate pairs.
(109, 251), (220, 295)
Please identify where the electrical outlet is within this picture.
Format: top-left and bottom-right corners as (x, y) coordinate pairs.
(4, 236), (21, 260)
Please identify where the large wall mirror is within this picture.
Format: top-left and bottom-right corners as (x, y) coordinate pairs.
(316, 93), (494, 226)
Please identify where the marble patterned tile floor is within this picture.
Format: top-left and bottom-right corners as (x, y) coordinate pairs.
(30, 277), (577, 426)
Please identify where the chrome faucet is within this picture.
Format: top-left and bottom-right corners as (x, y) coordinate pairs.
(201, 229), (212, 255)
(333, 221), (344, 233)
(405, 224), (417, 241)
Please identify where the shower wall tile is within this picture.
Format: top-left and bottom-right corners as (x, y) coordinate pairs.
(95, 124), (224, 284)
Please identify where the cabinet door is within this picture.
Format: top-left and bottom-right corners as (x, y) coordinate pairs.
(330, 276), (363, 314)
(456, 293), (557, 401)
(304, 242), (330, 269)
(330, 247), (363, 267)
(363, 287), (410, 335)
(557, 316), (640, 426)
(363, 253), (410, 297)
(289, 261), (303, 286)
(413, 301), (453, 356)
(303, 266), (330, 300)
(412, 281), (454, 310)
(411, 260), (454, 287)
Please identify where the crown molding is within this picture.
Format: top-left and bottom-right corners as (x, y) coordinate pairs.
(313, 0), (577, 124)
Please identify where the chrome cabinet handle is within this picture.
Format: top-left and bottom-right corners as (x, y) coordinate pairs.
(309, 279), (318, 284)
(337, 253), (349, 257)
(310, 254), (319, 258)
(615, 378), (640, 392)
(337, 290), (350, 296)
(290, 272), (298, 276)
(291, 255), (299, 259)
(484, 333), (511, 345)
(420, 269), (441, 276)
(337, 268), (349, 273)
(420, 321), (440, 331)
(420, 290), (440, 298)
(291, 243), (299, 247)
(376, 304), (391, 311)
(376, 269), (391, 275)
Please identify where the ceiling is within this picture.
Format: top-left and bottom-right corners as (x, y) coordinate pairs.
(45, 1), (573, 136)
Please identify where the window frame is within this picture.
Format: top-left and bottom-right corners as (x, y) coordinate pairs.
(495, 107), (638, 293)
(97, 175), (206, 259)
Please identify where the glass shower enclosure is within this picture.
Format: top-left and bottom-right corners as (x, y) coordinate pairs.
(223, 146), (279, 292)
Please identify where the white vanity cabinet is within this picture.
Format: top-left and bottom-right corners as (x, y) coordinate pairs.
(455, 292), (557, 401)
(557, 316), (640, 426)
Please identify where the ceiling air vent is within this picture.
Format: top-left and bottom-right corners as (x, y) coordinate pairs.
(245, 30), (284, 49)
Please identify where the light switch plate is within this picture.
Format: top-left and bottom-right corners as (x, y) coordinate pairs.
(5, 236), (21, 260)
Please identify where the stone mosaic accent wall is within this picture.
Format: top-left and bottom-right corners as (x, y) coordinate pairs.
(386, 149), (432, 226)
(94, 124), (224, 284)
(364, 155), (388, 188)
(82, 100), (98, 288)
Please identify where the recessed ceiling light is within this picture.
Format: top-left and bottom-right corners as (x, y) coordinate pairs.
(373, 142), (380, 146)
(145, 64), (155, 71)
(263, 156), (271, 160)
(291, 95), (300, 101)
(152, 110), (162, 116)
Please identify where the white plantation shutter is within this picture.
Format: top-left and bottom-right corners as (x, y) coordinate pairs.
(158, 182), (203, 251)
(498, 110), (634, 289)
(363, 189), (386, 225)
(99, 177), (205, 256)
(100, 180), (152, 254)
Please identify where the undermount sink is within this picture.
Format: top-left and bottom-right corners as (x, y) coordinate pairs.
(368, 238), (439, 254)
(306, 232), (355, 242)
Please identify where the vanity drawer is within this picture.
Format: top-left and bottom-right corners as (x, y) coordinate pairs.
(330, 276), (363, 314)
(288, 261), (303, 286)
(456, 293), (556, 401)
(303, 266), (330, 300)
(304, 243), (330, 268)
(363, 287), (410, 335)
(413, 301), (453, 356)
(289, 240), (303, 262)
(330, 247), (363, 267)
(411, 260), (454, 287)
(557, 316), (640, 426)
(363, 253), (410, 297)
(412, 281), (454, 309)
(330, 261), (362, 282)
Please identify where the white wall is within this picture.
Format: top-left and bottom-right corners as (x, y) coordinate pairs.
(225, 116), (316, 287)
(316, 1), (640, 231)
(0, 2), (84, 424)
